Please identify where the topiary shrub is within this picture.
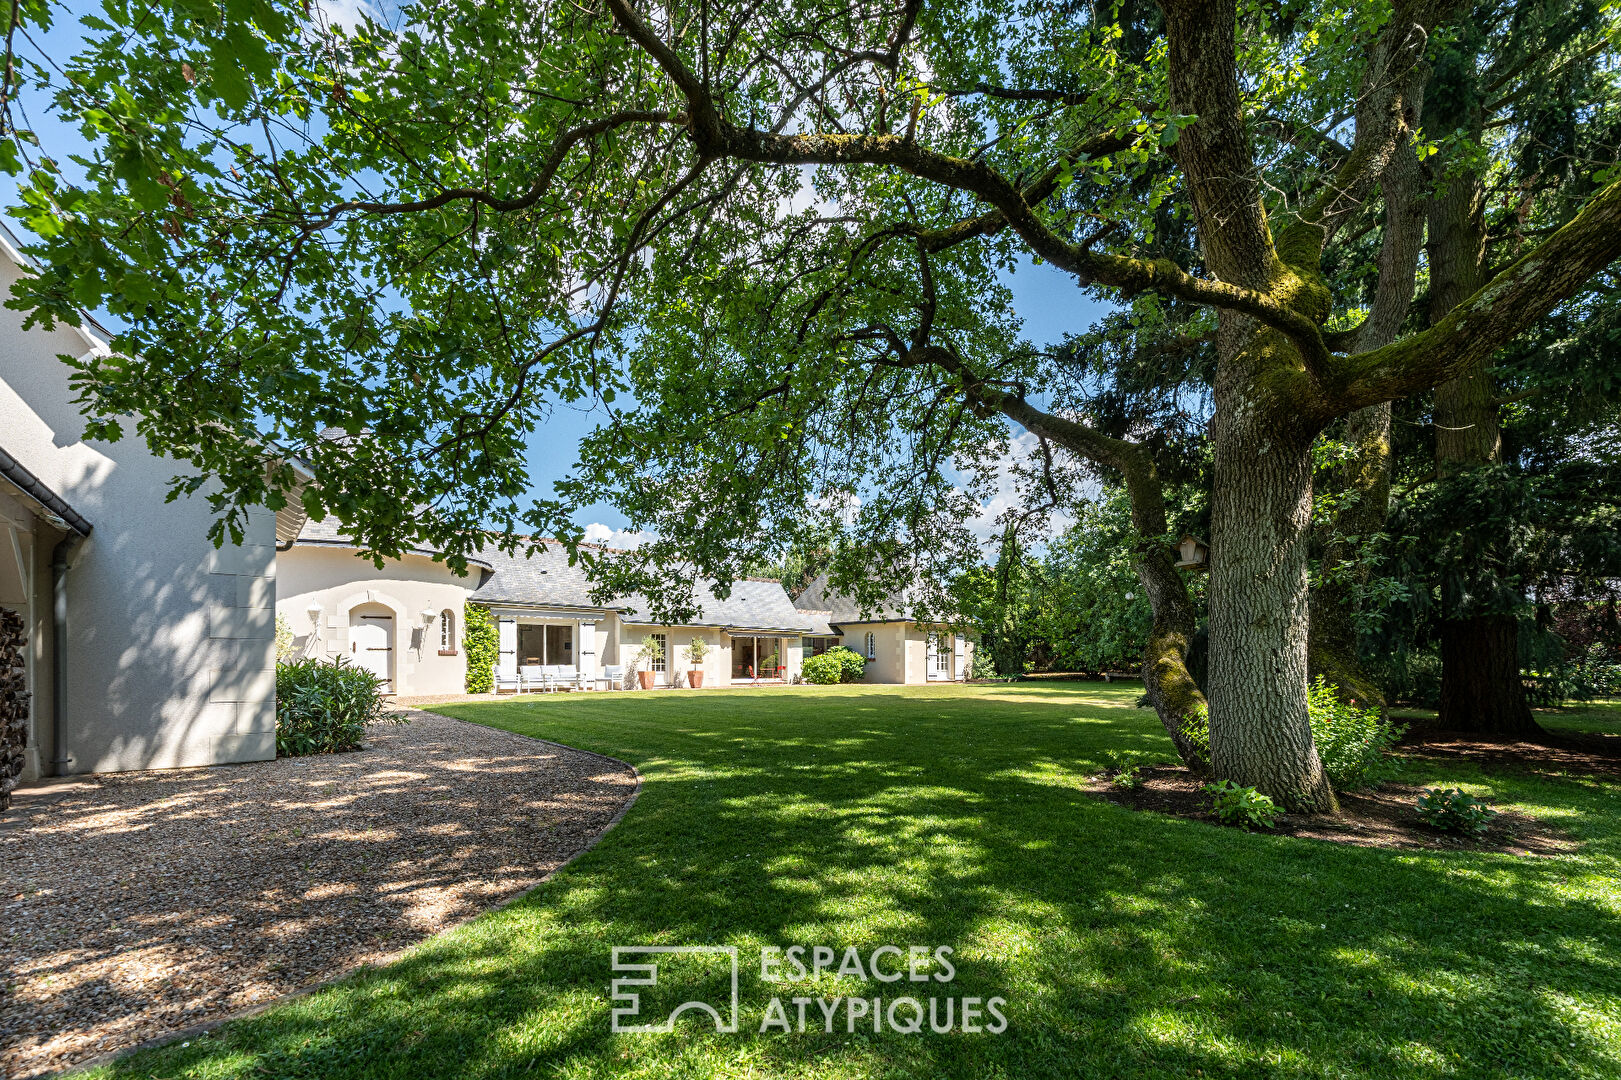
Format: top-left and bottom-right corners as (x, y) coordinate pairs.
(802, 651), (843, 684)
(1307, 677), (1406, 790)
(463, 603), (498, 693)
(829, 645), (867, 683)
(274, 612), (298, 663)
(275, 657), (400, 756)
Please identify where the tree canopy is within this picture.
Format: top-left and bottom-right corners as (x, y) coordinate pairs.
(4, 0), (1619, 809)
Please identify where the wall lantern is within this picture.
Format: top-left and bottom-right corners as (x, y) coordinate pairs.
(305, 601), (324, 627)
(1174, 534), (1210, 571)
(419, 608), (437, 627)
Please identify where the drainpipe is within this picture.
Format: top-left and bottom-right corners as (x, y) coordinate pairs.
(49, 532), (86, 776)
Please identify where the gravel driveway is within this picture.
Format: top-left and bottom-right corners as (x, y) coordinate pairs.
(1, 709), (638, 1078)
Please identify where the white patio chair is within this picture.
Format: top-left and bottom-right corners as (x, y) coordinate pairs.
(493, 664), (521, 694)
(519, 664), (549, 693)
(551, 666), (586, 691)
(595, 664), (625, 691)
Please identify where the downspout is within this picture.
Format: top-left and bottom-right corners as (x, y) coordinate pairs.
(49, 532), (86, 776)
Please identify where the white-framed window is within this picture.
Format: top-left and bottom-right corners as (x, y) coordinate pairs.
(439, 609), (456, 652)
(651, 633), (668, 672)
(864, 631), (876, 659)
(934, 635), (951, 673)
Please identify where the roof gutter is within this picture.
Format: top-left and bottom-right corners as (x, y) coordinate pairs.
(0, 447), (92, 537)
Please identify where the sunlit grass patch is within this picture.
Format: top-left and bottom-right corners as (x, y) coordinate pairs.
(91, 684), (1621, 1080)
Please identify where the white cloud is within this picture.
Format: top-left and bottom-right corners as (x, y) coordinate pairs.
(314, 0), (377, 32)
(582, 522), (648, 549)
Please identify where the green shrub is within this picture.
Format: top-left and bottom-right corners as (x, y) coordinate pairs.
(1178, 701), (1212, 768)
(1203, 780), (1277, 830)
(1416, 787), (1497, 836)
(802, 651), (843, 684)
(1307, 677), (1406, 790)
(830, 646), (867, 683)
(1523, 643), (1621, 705)
(1111, 765), (1143, 789)
(463, 603), (498, 693)
(273, 613), (298, 664)
(969, 647), (997, 680)
(275, 657), (400, 756)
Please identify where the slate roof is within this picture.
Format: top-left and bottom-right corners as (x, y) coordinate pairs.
(793, 570), (912, 624)
(0, 443), (91, 536)
(798, 609), (837, 637)
(470, 540), (815, 634)
(467, 541), (603, 610)
(293, 517), (494, 571)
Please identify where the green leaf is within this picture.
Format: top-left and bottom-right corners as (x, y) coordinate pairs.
(212, 48), (251, 110)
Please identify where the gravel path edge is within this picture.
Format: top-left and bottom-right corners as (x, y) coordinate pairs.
(45, 708), (643, 1080)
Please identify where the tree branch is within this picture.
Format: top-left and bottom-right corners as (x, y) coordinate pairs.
(606, 0), (1332, 364)
(1332, 177), (1621, 410)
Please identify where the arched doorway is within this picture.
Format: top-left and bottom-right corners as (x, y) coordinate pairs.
(348, 602), (395, 692)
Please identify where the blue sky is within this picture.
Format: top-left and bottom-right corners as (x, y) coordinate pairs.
(4, 1), (1114, 548)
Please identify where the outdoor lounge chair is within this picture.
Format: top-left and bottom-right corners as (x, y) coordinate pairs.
(534, 664), (576, 691)
(548, 665), (586, 691)
(519, 664), (549, 692)
(493, 664), (521, 694)
(595, 664), (625, 691)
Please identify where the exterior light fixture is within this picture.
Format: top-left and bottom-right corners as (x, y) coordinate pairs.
(306, 601), (323, 627)
(420, 608), (437, 626)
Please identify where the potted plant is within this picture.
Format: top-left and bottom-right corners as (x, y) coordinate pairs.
(635, 635), (664, 690)
(683, 636), (710, 688)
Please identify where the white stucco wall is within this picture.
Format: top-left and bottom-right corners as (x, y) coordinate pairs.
(276, 545), (479, 696)
(842, 622), (908, 683)
(0, 256), (277, 775)
(617, 623), (802, 686)
(835, 622), (969, 684)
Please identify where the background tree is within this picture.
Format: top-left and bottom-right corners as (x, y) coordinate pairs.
(953, 523), (1041, 676)
(1034, 489), (1163, 677)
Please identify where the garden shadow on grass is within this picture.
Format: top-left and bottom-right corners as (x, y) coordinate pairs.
(1085, 765), (1578, 855)
(102, 686), (1621, 1080)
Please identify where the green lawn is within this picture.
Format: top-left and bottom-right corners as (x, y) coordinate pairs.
(94, 685), (1621, 1079)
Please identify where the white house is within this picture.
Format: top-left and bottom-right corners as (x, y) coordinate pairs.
(793, 572), (970, 684)
(0, 230), (279, 780)
(277, 533), (973, 694)
(276, 530), (821, 692)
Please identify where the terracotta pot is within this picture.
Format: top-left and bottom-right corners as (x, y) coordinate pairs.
(688, 671), (705, 689)
(638, 670), (656, 690)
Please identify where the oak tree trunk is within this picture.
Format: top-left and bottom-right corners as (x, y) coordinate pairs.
(1206, 332), (1339, 813)
(1437, 612), (1537, 733)
(992, 395), (1212, 771)
(1116, 451), (1210, 771)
